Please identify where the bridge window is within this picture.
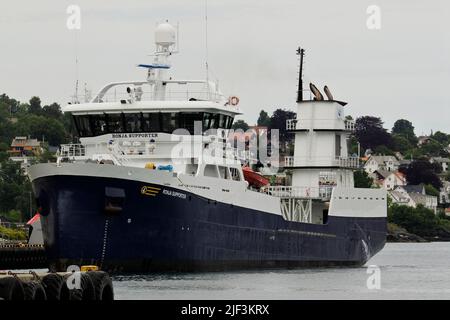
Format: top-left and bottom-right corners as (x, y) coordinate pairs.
(107, 113), (124, 133)
(209, 113), (218, 129)
(89, 114), (108, 136)
(141, 113), (160, 132)
(204, 164), (219, 178)
(124, 113), (142, 132)
(218, 166), (231, 180)
(203, 113), (212, 130)
(73, 115), (92, 137)
(229, 167), (242, 181)
(179, 112), (203, 134)
(225, 116), (234, 129)
(72, 112), (234, 137)
(160, 113), (177, 133)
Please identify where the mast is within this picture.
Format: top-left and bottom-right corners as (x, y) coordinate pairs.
(296, 47), (305, 103)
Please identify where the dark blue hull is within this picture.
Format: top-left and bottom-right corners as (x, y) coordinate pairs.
(31, 175), (386, 273)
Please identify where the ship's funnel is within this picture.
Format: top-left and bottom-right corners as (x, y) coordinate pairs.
(324, 85), (334, 100)
(309, 83), (324, 101)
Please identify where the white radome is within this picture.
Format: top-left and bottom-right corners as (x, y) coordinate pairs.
(155, 22), (176, 46)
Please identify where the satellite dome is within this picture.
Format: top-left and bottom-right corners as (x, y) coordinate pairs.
(155, 21), (176, 46)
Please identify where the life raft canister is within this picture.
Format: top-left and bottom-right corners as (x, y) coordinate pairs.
(229, 96), (240, 106)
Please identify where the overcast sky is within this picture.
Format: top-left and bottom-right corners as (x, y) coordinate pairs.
(0, 0), (449, 135)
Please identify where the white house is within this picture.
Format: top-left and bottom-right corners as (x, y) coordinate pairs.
(430, 157), (449, 173)
(440, 181), (450, 204)
(388, 189), (411, 206)
(417, 136), (432, 146)
(389, 185), (438, 214)
(364, 155), (400, 174)
(370, 170), (406, 191)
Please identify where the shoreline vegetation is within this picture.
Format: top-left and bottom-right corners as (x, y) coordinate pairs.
(387, 223), (427, 242)
(0, 225), (27, 241)
(387, 204), (450, 242)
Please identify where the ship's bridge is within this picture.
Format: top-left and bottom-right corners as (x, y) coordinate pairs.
(64, 80), (241, 137)
(65, 101), (239, 137)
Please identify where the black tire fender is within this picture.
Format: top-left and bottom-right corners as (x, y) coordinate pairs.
(0, 277), (25, 301)
(41, 273), (70, 300)
(23, 281), (47, 300)
(86, 271), (114, 301)
(63, 272), (96, 301)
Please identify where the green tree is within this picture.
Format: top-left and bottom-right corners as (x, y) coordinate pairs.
(269, 108), (296, 145)
(373, 145), (395, 155)
(354, 170), (373, 188)
(424, 184), (439, 197)
(232, 120), (250, 131)
(388, 204), (446, 237)
(42, 103), (63, 120)
(28, 96), (42, 115)
(257, 110), (271, 127)
(391, 134), (414, 154)
(355, 116), (392, 151)
(405, 160), (442, 189)
(38, 145), (57, 163)
(14, 114), (68, 146)
(392, 119), (417, 145)
(419, 140), (445, 157)
(445, 171), (450, 182)
(0, 104), (15, 145)
(0, 160), (35, 221)
(0, 143), (9, 162)
(431, 131), (450, 146)
(0, 94), (20, 114)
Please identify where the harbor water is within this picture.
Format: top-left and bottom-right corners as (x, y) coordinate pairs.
(113, 242), (450, 300)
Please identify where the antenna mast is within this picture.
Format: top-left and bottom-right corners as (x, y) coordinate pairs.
(205, 0), (210, 99)
(73, 31), (80, 104)
(296, 47), (305, 103)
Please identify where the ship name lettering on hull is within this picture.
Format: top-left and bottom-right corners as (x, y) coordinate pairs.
(163, 189), (187, 199)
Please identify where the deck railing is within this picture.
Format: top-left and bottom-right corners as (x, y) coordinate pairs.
(286, 118), (356, 132)
(284, 156), (360, 168)
(345, 119), (356, 131)
(286, 119), (297, 131)
(86, 91), (227, 104)
(58, 141), (256, 165)
(59, 144), (86, 157)
(260, 185), (333, 200)
(335, 156), (360, 168)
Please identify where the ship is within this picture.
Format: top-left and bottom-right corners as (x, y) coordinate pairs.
(28, 22), (387, 273)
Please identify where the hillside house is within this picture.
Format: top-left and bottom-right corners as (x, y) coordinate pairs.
(364, 155), (400, 174)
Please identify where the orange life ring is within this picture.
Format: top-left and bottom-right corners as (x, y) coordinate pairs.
(229, 96), (240, 106)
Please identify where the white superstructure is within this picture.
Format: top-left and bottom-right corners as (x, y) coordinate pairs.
(47, 22), (385, 228)
(278, 90), (385, 223)
(60, 21), (246, 176)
